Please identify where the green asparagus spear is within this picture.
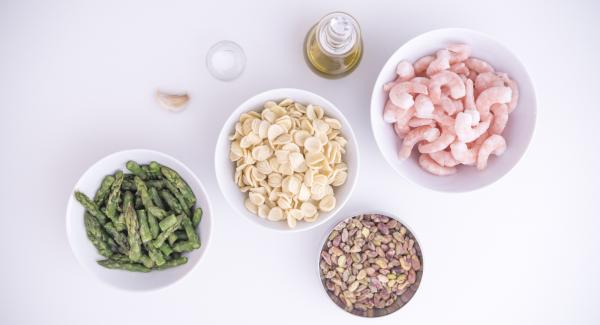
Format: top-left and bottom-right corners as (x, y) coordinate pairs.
(159, 189), (183, 215)
(137, 209), (153, 244)
(146, 180), (166, 189)
(148, 187), (165, 210)
(147, 212), (159, 239)
(109, 254), (131, 263)
(121, 179), (137, 191)
(85, 212), (120, 253)
(106, 236), (120, 254)
(192, 207), (203, 228)
(159, 214), (178, 231)
(160, 166), (196, 208)
(148, 206), (168, 219)
(149, 161), (161, 175)
(134, 176), (155, 209)
(126, 160), (148, 180)
(171, 241), (197, 253)
(124, 203), (142, 262)
(152, 215), (182, 248)
(174, 230), (187, 241)
(145, 243), (166, 266)
(84, 213), (113, 257)
(112, 191), (131, 231)
(159, 243), (173, 257)
(135, 196), (143, 210)
(163, 180), (190, 216)
(121, 191), (133, 208)
(168, 233), (178, 245)
(105, 171), (124, 224)
(93, 175), (115, 206)
(103, 222), (129, 252)
(181, 216), (200, 249)
(97, 259), (151, 272)
(84, 212), (104, 239)
(139, 254), (155, 268)
(155, 256), (188, 270)
(75, 191), (108, 224)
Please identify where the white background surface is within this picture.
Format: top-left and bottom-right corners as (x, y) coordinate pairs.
(1, 0), (599, 324)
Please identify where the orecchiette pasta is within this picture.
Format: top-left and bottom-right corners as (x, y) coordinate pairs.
(229, 98), (349, 228)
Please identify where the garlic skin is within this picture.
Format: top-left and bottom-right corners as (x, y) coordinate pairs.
(156, 90), (189, 112)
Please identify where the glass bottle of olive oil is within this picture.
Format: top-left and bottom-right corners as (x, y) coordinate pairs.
(304, 12), (363, 78)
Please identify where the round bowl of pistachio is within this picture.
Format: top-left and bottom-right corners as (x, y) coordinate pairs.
(66, 149), (213, 291)
(317, 213), (423, 317)
(215, 88), (359, 232)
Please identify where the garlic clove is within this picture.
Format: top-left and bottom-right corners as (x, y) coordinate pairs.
(156, 90), (189, 112)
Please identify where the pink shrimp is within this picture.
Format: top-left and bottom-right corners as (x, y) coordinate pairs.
(454, 99), (464, 113)
(383, 61), (418, 92)
(414, 55), (435, 76)
(505, 78), (519, 113)
(396, 60), (415, 81)
(389, 81), (428, 109)
(418, 127), (456, 154)
(475, 86), (512, 120)
(398, 126), (440, 160)
(465, 58), (495, 73)
(429, 150), (460, 167)
(383, 78), (399, 92)
(426, 50), (451, 76)
(439, 95), (459, 116)
(408, 117), (435, 128)
(468, 70), (478, 82)
(450, 62), (470, 76)
(414, 94), (434, 118)
(463, 79), (476, 110)
(383, 100), (401, 123)
(471, 131), (489, 148)
(429, 70), (466, 104)
(462, 78), (480, 126)
(449, 141), (477, 165)
(476, 134), (507, 170)
(390, 91), (414, 110)
(396, 106), (416, 128)
(490, 103), (508, 134)
(474, 72), (505, 96)
(454, 112), (492, 143)
(448, 44), (472, 64)
(432, 107), (455, 129)
(411, 76), (430, 86)
(393, 122), (409, 139)
(418, 154), (457, 176)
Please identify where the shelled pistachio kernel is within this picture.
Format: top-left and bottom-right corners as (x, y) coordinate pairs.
(229, 98), (348, 228)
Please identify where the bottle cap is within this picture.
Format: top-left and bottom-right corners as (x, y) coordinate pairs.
(317, 12), (360, 56)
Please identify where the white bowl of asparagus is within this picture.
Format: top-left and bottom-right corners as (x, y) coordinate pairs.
(66, 149), (212, 291)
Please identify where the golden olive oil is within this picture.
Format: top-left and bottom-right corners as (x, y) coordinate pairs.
(304, 12), (363, 79)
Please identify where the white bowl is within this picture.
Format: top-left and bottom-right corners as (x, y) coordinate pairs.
(215, 88), (359, 232)
(66, 149), (213, 291)
(370, 28), (537, 192)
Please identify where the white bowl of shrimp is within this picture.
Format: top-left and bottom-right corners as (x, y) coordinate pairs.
(370, 28), (536, 192)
